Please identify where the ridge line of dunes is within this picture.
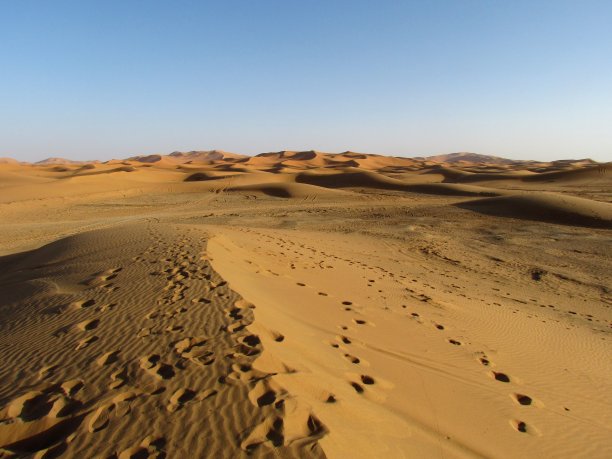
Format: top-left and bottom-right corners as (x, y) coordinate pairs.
(184, 168), (506, 197)
(430, 163), (611, 184)
(293, 169), (505, 196)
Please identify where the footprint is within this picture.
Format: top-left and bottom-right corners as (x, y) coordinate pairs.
(140, 354), (176, 380)
(448, 339), (461, 346)
(227, 322), (247, 333)
(512, 393), (533, 406)
(88, 404), (114, 432)
(350, 382), (364, 394)
(241, 416), (284, 451)
(38, 365), (58, 380)
(76, 335), (98, 350)
(510, 419), (532, 433)
(167, 388), (196, 412)
(145, 311), (159, 320)
(61, 379), (84, 397)
(96, 350), (120, 366)
(492, 371), (511, 383)
(97, 303), (116, 312)
(112, 391), (139, 417)
(248, 379), (285, 407)
(271, 331), (285, 342)
(343, 354), (360, 364)
(7, 391), (54, 421)
(110, 367), (128, 389)
(225, 307), (243, 320)
(239, 335), (261, 347)
(360, 375), (375, 385)
(71, 299), (96, 310)
(119, 435), (166, 458)
(77, 319), (100, 331)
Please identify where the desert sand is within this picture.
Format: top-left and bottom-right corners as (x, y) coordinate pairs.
(0, 151), (610, 458)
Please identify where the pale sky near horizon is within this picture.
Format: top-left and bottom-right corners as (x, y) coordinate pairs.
(1, 1), (611, 163)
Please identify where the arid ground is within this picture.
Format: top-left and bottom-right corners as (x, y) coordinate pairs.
(0, 151), (610, 458)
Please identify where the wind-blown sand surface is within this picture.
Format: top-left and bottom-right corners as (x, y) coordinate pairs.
(0, 151), (611, 458)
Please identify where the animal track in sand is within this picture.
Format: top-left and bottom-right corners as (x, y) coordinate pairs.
(448, 339), (462, 346)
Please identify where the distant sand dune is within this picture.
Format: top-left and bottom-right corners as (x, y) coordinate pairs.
(457, 192), (612, 228)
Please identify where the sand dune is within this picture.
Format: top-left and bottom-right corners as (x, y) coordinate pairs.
(295, 169), (505, 196)
(457, 193), (612, 228)
(0, 150), (610, 458)
(0, 224), (325, 458)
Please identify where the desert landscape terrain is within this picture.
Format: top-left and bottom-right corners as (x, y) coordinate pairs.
(0, 150), (610, 458)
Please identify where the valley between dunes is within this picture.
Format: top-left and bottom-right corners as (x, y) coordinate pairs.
(0, 151), (610, 458)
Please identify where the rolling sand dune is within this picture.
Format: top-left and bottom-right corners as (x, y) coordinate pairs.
(0, 151), (610, 458)
(295, 169), (506, 196)
(457, 193), (612, 228)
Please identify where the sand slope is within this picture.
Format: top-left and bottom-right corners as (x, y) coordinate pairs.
(0, 224), (326, 458)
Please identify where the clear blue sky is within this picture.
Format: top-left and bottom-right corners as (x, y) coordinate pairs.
(1, 1), (611, 162)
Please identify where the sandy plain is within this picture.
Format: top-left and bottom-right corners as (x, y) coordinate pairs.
(0, 150), (610, 458)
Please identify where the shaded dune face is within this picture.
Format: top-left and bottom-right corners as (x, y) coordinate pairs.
(456, 194), (612, 228)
